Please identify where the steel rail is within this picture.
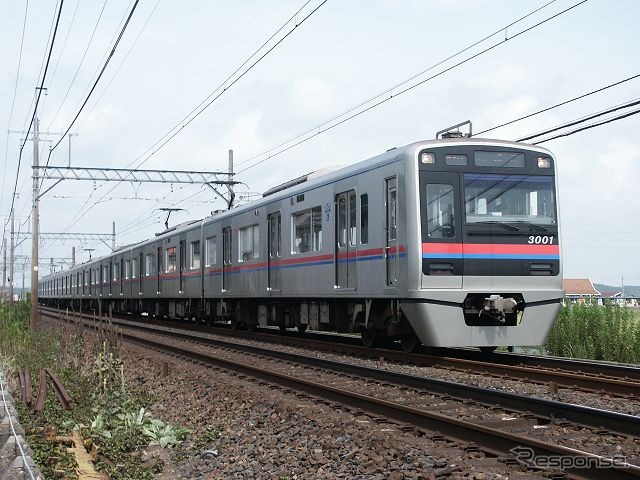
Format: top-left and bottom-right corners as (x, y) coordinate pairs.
(120, 331), (640, 480)
(41, 307), (640, 437)
(109, 318), (640, 438)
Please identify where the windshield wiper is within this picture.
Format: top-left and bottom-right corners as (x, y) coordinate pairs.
(511, 221), (548, 232)
(470, 221), (518, 231)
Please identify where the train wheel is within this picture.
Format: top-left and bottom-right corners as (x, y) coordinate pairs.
(230, 317), (239, 330)
(479, 346), (497, 353)
(279, 324), (287, 332)
(399, 332), (420, 353)
(297, 324), (307, 334)
(360, 328), (378, 348)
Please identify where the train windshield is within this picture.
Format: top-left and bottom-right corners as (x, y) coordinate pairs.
(464, 173), (556, 225)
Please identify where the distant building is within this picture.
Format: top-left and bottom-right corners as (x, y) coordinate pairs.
(563, 278), (600, 303)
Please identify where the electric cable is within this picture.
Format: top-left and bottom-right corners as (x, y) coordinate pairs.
(530, 106), (640, 144)
(75, 0), (162, 132)
(46, 0), (140, 162)
(476, 73), (640, 136)
(6, 0), (65, 223)
(516, 98), (640, 141)
(45, 0), (108, 130)
(1, 0), (30, 223)
(59, 0), (327, 235)
(235, 0), (588, 175)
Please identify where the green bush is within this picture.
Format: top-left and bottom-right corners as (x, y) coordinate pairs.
(545, 301), (640, 363)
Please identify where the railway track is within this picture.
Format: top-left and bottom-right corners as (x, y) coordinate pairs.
(94, 308), (640, 397)
(42, 306), (640, 480)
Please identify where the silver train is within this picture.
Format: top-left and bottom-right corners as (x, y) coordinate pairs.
(39, 137), (563, 352)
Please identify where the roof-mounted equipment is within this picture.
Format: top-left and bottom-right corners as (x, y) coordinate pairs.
(436, 120), (472, 139)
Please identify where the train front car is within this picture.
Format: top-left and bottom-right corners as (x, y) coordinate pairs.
(402, 138), (562, 350)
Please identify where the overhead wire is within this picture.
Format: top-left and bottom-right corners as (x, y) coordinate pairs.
(75, 0), (163, 131)
(529, 105), (640, 144)
(235, 0), (588, 175)
(46, 0), (141, 160)
(129, 0), (326, 172)
(119, 0), (586, 237)
(60, 0), (328, 236)
(41, 0), (81, 119)
(6, 0), (65, 224)
(118, 0), (570, 234)
(476, 73), (640, 136)
(1, 0), (30, 226)
(45, 0), (109, 130)
(516, 98), (640, 141)
(19, 0), (61, 133)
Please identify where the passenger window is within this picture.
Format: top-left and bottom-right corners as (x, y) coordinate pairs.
(238, 225), (259, 262)
(206, 236), (217, 266)
(165, 247), (177, 273)
(190, 241), (201, 269)
(426, 184), (455, 238)
(292, 207), (322, 253)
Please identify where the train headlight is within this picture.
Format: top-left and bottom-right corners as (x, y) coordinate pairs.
(421, 152), (435, 164)
(537, 157), (551, 168)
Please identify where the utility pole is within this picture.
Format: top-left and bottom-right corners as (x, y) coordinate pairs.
(228, 149), (235, 209)
(112, 221), (116, 251)
(30, 112), (40, 329)
(9, 213), (15, 305)
(72, 246), (76, 267)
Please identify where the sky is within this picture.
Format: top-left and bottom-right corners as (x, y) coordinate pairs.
(1, 0), (639, 288)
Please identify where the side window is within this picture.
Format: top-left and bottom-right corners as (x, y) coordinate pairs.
(131, 258), (137, 279)
(360, 194), (368, 244)
(125, 260), (130, 279)
(145, 254), (153, 276)
(206, 236), (217, 266)
(292, 207), (322, 253)
(113, 262), (120, 281)
(238, 225), (259, 262)
(102, 266), (108, 283)
(190, 241), (201, 269)
(426, 184), (455, 238)
(165, 247), (177, 273)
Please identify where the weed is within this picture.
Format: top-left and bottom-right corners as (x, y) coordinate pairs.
(546, 302), (640, 362)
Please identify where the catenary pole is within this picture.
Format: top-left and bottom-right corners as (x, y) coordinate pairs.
(9, 213), (14, 305)
(30, 114), (40, 329)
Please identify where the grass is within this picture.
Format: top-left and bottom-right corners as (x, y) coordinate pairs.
(0, 301), (188, 479)
(545, 301), (640, 363)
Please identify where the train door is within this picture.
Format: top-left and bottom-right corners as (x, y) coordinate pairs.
(385, 178), (398, 287)
(179, 240), (186, 292)
(156, 247), (162, 294)
(335, 190), (357, 289)
(222, 227), (231, 291)
(267, 212), (281, 291)
(420, 172), (462, 288)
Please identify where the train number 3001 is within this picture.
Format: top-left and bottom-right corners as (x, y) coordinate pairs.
(527, 235), (554, 245)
